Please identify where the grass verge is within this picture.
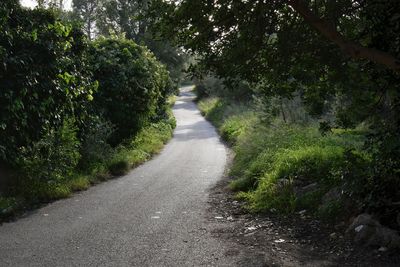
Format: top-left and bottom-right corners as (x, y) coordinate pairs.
(198, 96), (367, 222)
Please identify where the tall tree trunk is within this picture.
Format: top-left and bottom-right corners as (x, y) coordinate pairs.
(87, 17), (92, 41)
(287, 0), (400, 73)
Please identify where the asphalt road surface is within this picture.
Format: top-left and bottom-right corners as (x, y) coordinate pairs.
(0, 86), (237, 267)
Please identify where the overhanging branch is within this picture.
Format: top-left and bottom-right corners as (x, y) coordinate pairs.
(287, 0), (400, 73)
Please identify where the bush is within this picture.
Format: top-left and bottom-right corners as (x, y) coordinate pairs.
(198, 96), (370, 221)
(0, 3), (178, 219)
(194, 75), (253, 101)
(0, 196), (19, 217)
(108, 160), (130, 176)
(0, 4), (96, 163)
(197, 97), (256, 144)
(245, 145), (345, 213)
(89, 37), (173, 144)
(79, 116), (114, 171)
(230, 124), (365, 191)
(107, 119), (174, 176)
(16, 119), (80, 201)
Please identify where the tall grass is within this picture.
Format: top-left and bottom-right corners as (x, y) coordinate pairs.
(198, 97), (257, 144)
(198, 96), (367, 220)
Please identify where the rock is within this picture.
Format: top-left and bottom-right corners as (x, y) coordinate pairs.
(378, 246), (388, 252)
(245, 226), (258, 232)
(347, 214), (380, 229)
(276, 179), (291, 189)
(294, 182), (319, 197)
(346, 213), (400, 249)
(355, 225), (364, 232)
(397, 213), (400, 228)
(321, 187), (341, 206)
(298, 210), (307, 215)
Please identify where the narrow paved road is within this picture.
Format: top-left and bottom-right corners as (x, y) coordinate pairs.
(0, 87), (237, 266)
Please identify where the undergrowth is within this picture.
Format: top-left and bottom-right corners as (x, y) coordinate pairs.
(198, 96), (368, 222)
(0, 110), (175, 222)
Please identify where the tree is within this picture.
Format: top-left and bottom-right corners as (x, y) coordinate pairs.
(152, 0), (399, 113)
(72, 0), (100, 40)
(96, 0), (150, 41)
(287, 0), (400, 73)
(88, 37), (174, 143)
(97, 0), (187, 83)
(153, 0), (400, 218)
(36, 0), (64, 9)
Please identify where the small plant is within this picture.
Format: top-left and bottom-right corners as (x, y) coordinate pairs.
(79, 116), (114, 171)
(16, 119), (80, 201)
(0, 197), (19, 217)
(108, 160), (130, 176)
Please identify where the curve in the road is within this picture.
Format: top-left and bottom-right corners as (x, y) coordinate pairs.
(0, 87), (237, 267)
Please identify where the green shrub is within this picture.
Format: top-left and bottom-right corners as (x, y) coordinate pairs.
(317, 200), (344, 222)
(245, 145), (345, 212)
(231, 124), (364, 191)
(198, 97), (256, 144)
(220, 112), (256, 144)
(198, 96), (369, 220)
(107, 120), (174, 176)
(108, 159), (130, 176)
(194, 75), (253, 101)
(197, 97), (225, 125)
(0, 4), (96, 162)
(0, 196), (19, 217)
(89, 37), (173, 144)
(79, 116), (114, 171)
(16, 119), (80, 201)
(67, 176), (90, 191)
(194, 76), (224, 99)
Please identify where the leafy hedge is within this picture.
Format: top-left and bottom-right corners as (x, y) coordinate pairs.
(89, 38), (175, 144)
(0, 2), (176, 218)
(0, 2), (96, 162)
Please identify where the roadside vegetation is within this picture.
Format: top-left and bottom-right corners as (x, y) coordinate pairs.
(196, 76), (399, 246)
(0, 1), (178, 221)
(157, 0), (400, 250)
(197, 92), (363, 219)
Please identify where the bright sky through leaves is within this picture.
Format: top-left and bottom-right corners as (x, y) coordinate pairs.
(20, 0), (72, 10)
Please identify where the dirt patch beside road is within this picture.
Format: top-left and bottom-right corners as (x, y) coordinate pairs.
(206, 175), (400, 266)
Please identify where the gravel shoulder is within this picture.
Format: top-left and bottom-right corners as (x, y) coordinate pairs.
(205, 151), (400, 266)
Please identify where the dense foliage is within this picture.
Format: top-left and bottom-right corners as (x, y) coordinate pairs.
(89, 37), (174, 143)
(0, 1), (176, 218)
(72, 0), (188, 85)
(158, 0), (400, 227)
(198, 97), (366, 222)
(0, 0), (95, 163)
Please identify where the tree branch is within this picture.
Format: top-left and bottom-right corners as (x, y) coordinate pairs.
(287, 0), (400, 73)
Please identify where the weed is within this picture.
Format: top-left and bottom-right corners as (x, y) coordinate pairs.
(198, 96), (367, 221)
